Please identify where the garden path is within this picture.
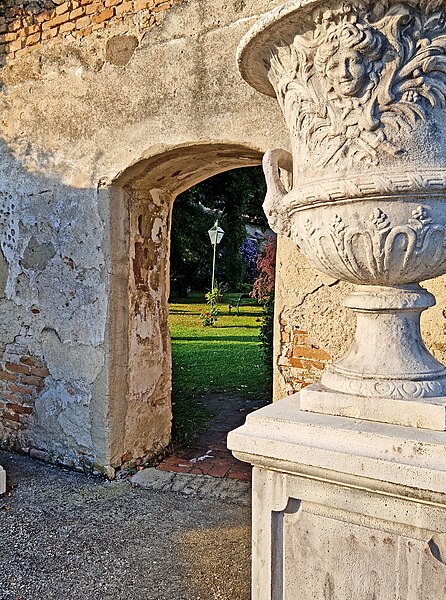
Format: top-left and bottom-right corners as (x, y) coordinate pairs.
(156, 393), (268, 482)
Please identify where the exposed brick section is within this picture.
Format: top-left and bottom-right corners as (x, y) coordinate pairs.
(278, 318), (332, 395)
(0, 344), (49, 438)
(0, 0), (182, 62)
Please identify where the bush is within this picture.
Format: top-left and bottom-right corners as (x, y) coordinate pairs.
(251, 237), (277, 364)
(199, 287), (222, 327)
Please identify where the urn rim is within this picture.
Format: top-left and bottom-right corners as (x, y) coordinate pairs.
(237, 0), (324, 97)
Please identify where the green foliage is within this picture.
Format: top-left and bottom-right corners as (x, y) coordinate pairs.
(199, 287), (223, 326)
(169, 294), (272, 446)
(259, 291), (275, 366)
(199, 167), (267, 290)
(251, 237), (277, 365)
(169, 187), (214, 296)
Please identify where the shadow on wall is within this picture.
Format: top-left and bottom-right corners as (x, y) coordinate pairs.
(0, 132), (265, 476)
(0, 134), (116, 474)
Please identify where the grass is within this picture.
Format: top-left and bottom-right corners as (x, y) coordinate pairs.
(169, 292), (271, 446)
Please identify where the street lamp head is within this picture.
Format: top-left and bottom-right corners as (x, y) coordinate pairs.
(208, 220), (225, 245)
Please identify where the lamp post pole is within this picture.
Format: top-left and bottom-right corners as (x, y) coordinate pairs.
(211, 235), (217, 291)
(208, 220), (224, 291)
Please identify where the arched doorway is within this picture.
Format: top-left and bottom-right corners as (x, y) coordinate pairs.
(107, 142), (263, 471)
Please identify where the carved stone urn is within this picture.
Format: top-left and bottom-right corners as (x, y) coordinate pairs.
(238, 0), (446, 430)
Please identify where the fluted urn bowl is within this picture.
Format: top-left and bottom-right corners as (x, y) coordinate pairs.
(238, 0), (446, 429)
(291, 198), (446, 286)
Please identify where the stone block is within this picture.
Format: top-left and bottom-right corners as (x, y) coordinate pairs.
(228, 395), (446, 599)
(0, 465), (5, 495)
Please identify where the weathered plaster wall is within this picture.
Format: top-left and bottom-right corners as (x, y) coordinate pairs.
(0, 0), (287, 474)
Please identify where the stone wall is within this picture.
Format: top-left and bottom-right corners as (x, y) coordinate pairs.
(0, 0), (288, 476)
(3, 0), (446, 477)
(0, 343), (49, 448)
(0, 0), (181, 62)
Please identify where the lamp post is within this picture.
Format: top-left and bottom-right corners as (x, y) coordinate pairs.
(208, 220), (224, 290)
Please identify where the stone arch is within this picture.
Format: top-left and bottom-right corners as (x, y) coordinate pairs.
(106, 141), (263, 470)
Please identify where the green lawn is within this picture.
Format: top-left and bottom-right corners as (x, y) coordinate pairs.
(169, 293), (271, 445)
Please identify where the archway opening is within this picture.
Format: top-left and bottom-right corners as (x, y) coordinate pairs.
(109, 142), (272, 471)
(168, 166), (274, 452)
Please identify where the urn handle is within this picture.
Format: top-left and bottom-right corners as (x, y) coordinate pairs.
(262, 149), (293, 237)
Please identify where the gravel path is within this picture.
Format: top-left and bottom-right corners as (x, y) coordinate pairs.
(0, 451), (251, 600)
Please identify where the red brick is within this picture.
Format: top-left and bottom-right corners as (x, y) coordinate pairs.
(227, 469), (250, 482)
(293, 345), (331, 361)
(19, 374), (43, 387)
(152, 1), (170, 12)
(29, 366), (49, 378)
(8, 383), (33, 395)
(208, 463), (230, 478)
(36, 12), (52, 23)
(10, 18), (22, 31)
(133, 0), (152, 9)
(289, 357), (303, 369)
(156, 463), (191, 474)
(70, 7), (85, 18)
(20, 356), (37, 367)
(189, 467), (205, 475)
(6, 362), (30, 375)
(55, 2), (70, 15)
(115, 2), (132, 14)
(42, 12), (69, 29)
(0, 371), (17, 382)
(42, 28), (59, 40)
(26, 32), (41, 45)
(24, 24), (40, 35)
(161, 455), (188, 466)
(86, 2), (103, 14)
(59, 21), (75, 32)
(194, 461), (213, 475)
(3, 411), (19, 422)
(6, 403), (32, 415)
(75, 15), (90, 28)
(92, 7), (114, 22)
(0, 392), (19, 403)
(76, 25), (92, 36)
(2, 32), (17, 42)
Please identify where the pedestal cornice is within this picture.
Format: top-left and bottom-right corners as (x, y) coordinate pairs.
(228, 394), (446, 502)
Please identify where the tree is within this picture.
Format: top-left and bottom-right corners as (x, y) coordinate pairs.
(170, 166), (268, 294)
(169, 187), (214, 297)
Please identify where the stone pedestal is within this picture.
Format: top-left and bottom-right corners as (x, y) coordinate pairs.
(232, 0), (446, 597)
(0, 465), (5, 495)
(228, 395), (446, 599)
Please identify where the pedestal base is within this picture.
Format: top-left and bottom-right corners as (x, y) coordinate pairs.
(301, 382), (446, 430)
(0, 465), (5, 495)
(228, 395), (446, 600)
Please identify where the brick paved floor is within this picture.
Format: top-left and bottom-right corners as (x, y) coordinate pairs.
(156, 395), (267, 482)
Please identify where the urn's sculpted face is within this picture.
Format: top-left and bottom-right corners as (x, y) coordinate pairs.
(325, 49), (368, 97)
(315, 19), (383, 100)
